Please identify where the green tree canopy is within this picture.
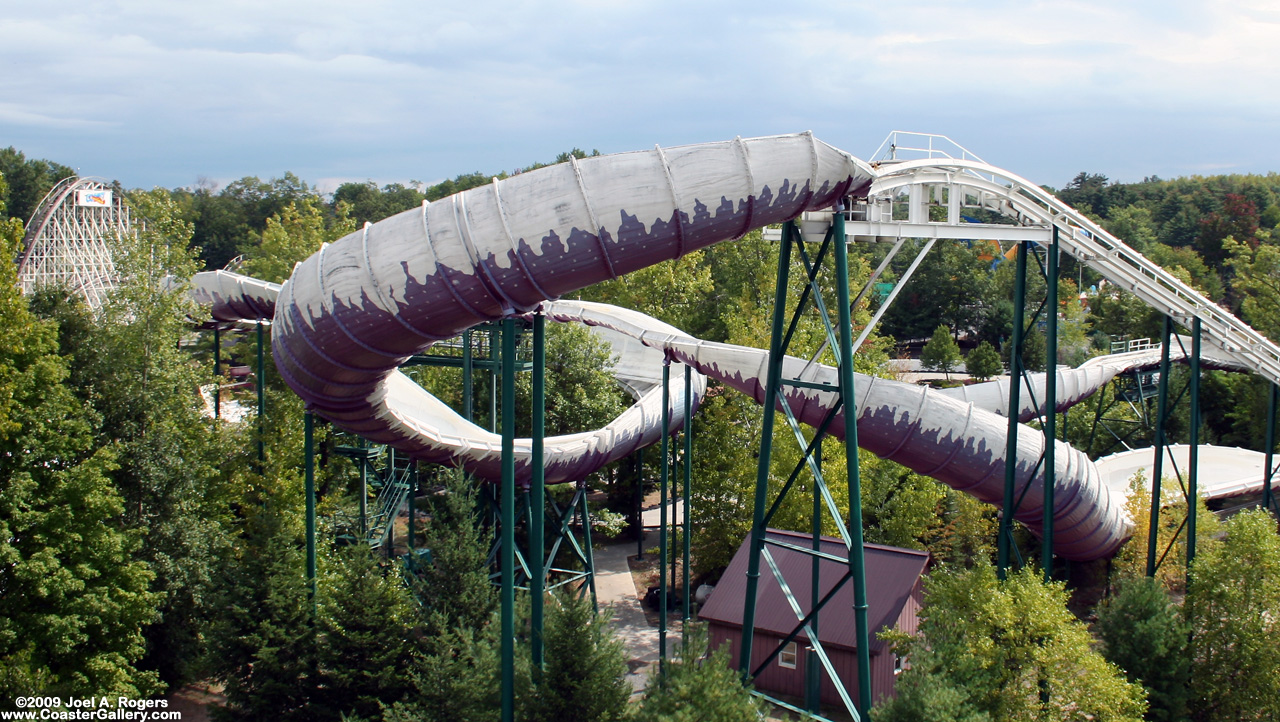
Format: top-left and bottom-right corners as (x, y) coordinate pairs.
(920, 324), (962, 379)
(965, 340), (1002, 382)
(0, 216), (161, 701)
(1096, 577), (1190, 722)
(1185, 508), (1280, 721)
(633, 624), (762, 722)
(877, 563), (1147, 722)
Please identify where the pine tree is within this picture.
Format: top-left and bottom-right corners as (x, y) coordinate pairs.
(633, 624), (762, 722)
(1096, 577), (1189, 722)
(529, 592), (629, 722)
(315, 545), (418, 719)
(416, 469), (496, 636)
(207, 511), (320, 722)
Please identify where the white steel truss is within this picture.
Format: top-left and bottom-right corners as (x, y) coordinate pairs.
(15, 177), (131, 310)
(853, 155), (1280, 386)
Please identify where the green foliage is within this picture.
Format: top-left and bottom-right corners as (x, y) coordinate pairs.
(416, 470), (497, 635)
(885, 563), (1147, 722)
(582, 250), (716, 338)
(331, 181), (426, 226)
(385, 604), (532, 722)
(965, 341), (1003, 381)
(860, 456), (945, 550)
(1185, 509), (1280, 722)
(1104, 205), (1158, 252)
(315, 546), (418, 719)
(872, 646), (991, 722)
(632, 624), (763, 722)
(207, 511), (320, 722)
(528, 592), (629, 722)
(68, 188), (236, 686)
(515, 322), (629, 439)
(0, 223), (161, 700)
(688, 390), (760, 574)
(925, 489), (997, 567)
(0, 146), (75, 224)
(241, 197), (357, 284)
(1096, 578), (1189, 722)
(920, 324), (962, 378)
(1110, 471), (1221, 591)
(1227, 236), (1280, 341)
(881, 240), (995, 342)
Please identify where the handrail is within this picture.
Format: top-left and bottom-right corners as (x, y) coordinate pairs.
(864, 159), (1280, 387)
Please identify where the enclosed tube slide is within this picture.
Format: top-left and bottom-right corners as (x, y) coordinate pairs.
(191, 132), (1251, 561)
(192, 270), (706, 484)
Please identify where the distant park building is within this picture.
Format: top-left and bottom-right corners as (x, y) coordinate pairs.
(15, 177), (131, 309)
(698, 529), (929, 709)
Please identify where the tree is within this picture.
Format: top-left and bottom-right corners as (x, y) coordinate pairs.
(1185, 509), (1280, 721)
(207, 511), (320, 722)
(315, 545), (418, 720)
(0, 213), (161, 701)
(873, 646), (990, 722)
(1110, 470), (1220, 591)
(0, 147), (75, 224)
(528, 592), (630, 722)
(632, 624), (763, 722)
(416, 469), (497, 635)
(41, 188), (238, 688)
(965, 341), (1002, 381)
(1226, 237), (1280, 341)
(331, 181), (426, 226)
(514, 322), (629, 439)
(1096, 578), (1190, 722)
(881, 564), (1147, 722)
(241, 197), (356, 285)
(921, 324), (961, 379)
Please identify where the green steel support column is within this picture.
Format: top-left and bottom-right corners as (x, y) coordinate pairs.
(636, 447), (645, 559)
(213, 325), (221, 420)
(682, 363), (692, 623)
(500, 318), (516, 722)
(407, 461), (416, 554)
(580, 481), (598, 611)
(304, 412), (317, 605)
(359, 438), (368, 537)
(1188, 318), (1201, 568)
(739, 220), (795, 676)
(463, 329), (474, 422)
(659, 359), (670, 664)
(1043, 229), (1059, 582)
(1146, 315), (1174, 578)
(806, 441), (822, 715)
(999, 241), (1028, 580)
(257, 322), (266, 472)
(833, 207), (872, 717)
(1266, 384), (1279, 514)
(389, 448), (397, 551)
(531, 312), (546, 671)
(490, 327), (499, 433)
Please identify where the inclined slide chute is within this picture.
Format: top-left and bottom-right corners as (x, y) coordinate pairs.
(190, 132), (1279, 561)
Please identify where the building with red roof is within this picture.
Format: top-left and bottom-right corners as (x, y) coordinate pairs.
(698, 528), (930, 709)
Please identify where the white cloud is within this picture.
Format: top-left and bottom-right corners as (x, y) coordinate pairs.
(2, 0), (1279, 188)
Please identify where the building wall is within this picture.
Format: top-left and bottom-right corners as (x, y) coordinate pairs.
(707, 585), (924, 712)
(707, 623), (874, 709)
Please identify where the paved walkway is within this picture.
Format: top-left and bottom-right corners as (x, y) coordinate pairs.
(594, 526), (684, 692)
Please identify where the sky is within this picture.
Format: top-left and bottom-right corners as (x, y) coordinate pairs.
(3, 0), (1280, 195)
